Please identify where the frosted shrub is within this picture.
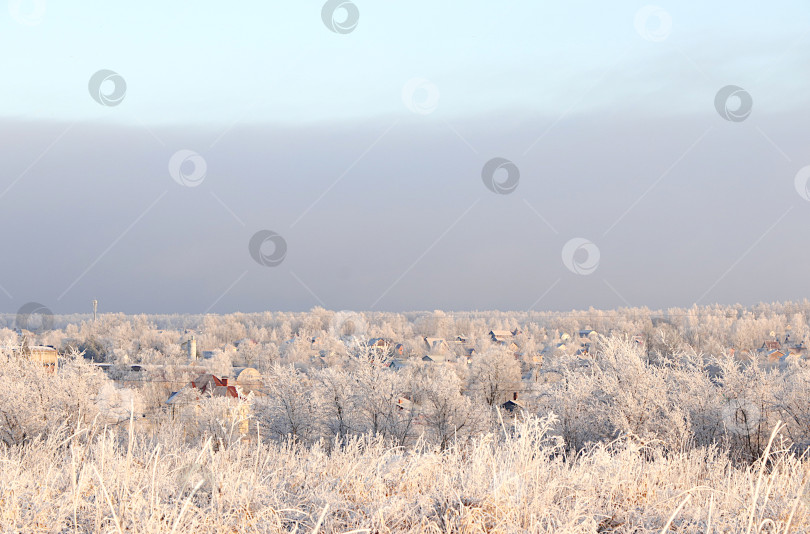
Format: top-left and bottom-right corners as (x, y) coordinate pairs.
(0, 349), (107, 446)
(594, 338), (691, 449)
(192, 395), (251, 448)
(255, 363), (321, 444)
(467, 345), (522, 407)
(412, 364), (484, 450)
(314, 366), (356, 440)
(1, 368), (810, 530)
(541, 339), (692, 451)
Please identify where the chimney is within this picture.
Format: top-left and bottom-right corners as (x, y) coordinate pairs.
(513, 392), (518, 401)
(188, 335), (196, 361)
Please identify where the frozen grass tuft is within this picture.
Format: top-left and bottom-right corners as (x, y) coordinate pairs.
(0, 414), (808, 532)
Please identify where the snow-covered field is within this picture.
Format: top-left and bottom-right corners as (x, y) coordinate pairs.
(2, 303), (810, 532)
(0, 412), (807, 532)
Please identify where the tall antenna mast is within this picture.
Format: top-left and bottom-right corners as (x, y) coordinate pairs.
(92, 299), (98, 322)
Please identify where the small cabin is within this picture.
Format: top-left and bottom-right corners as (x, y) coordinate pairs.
(25, 345), (58, 371)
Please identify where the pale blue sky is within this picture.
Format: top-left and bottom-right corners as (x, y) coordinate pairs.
(2, 1), (809, 124)
(2, 1), (810, 314)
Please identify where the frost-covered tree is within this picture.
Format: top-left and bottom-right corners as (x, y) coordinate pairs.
(413, 365), (481, 449)
(0, 348), (108, 446)
(314, 367), (356, 440)
(256, 364), (321, 444)
(467, 346), (522, 407)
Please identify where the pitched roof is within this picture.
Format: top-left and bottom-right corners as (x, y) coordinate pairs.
(167, 374), (242, 404)
(500, 399), (524, 413)
(489, 330), (513, 337)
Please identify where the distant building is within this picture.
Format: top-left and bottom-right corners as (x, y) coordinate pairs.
(765, 350), (786, 363)
(422, 354), (447, 364)
(424, 337), (448, 352)
(231, 367), (263, 394)
(166, 374), (242, 405)
(489, 330), (514, 344)
(181, 336), (197, 361)
(790, 341), (807, 358)
(730, 348), (755, 363)
(500, 393), (524, 415)
(396, 396), (417, 412)
(166, 373), (250, 435)
(234, 338), (257, 348)
(26, 345), (58, 370)
(388, 359), (409, 371)
(368, 338), (402, 357)
(762, 340), (781, 351)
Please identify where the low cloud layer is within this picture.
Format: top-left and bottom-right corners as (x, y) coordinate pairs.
(2, 104), (809, 314)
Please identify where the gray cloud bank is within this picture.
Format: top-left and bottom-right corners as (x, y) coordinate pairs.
(1, 106), (809, 314)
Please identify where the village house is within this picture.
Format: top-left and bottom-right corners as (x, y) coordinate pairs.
(500, 392), (525, 415)
(575, 342), (593, 356)
(489, 330), (515, 344)
(754, 335), (807, 365)
(367, 338), (404, 358)
(166, 373), (251, 435)
(489, 330), (521, 356)
(394, 395), (426, 425)
(388, 359), (410, 371)
(766, 349), (786, 364)
(7, 338), (59, 372)
(424, 337), (449, 353)
(231, 367), (263, 394)
(422, 353), (448, 364)
(24, 345), (59, 371)
(762, 340), (781, 351)
(526, 351), (543, 365)
(166, 374), (242, 405)
(396, 396), (416, 412)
